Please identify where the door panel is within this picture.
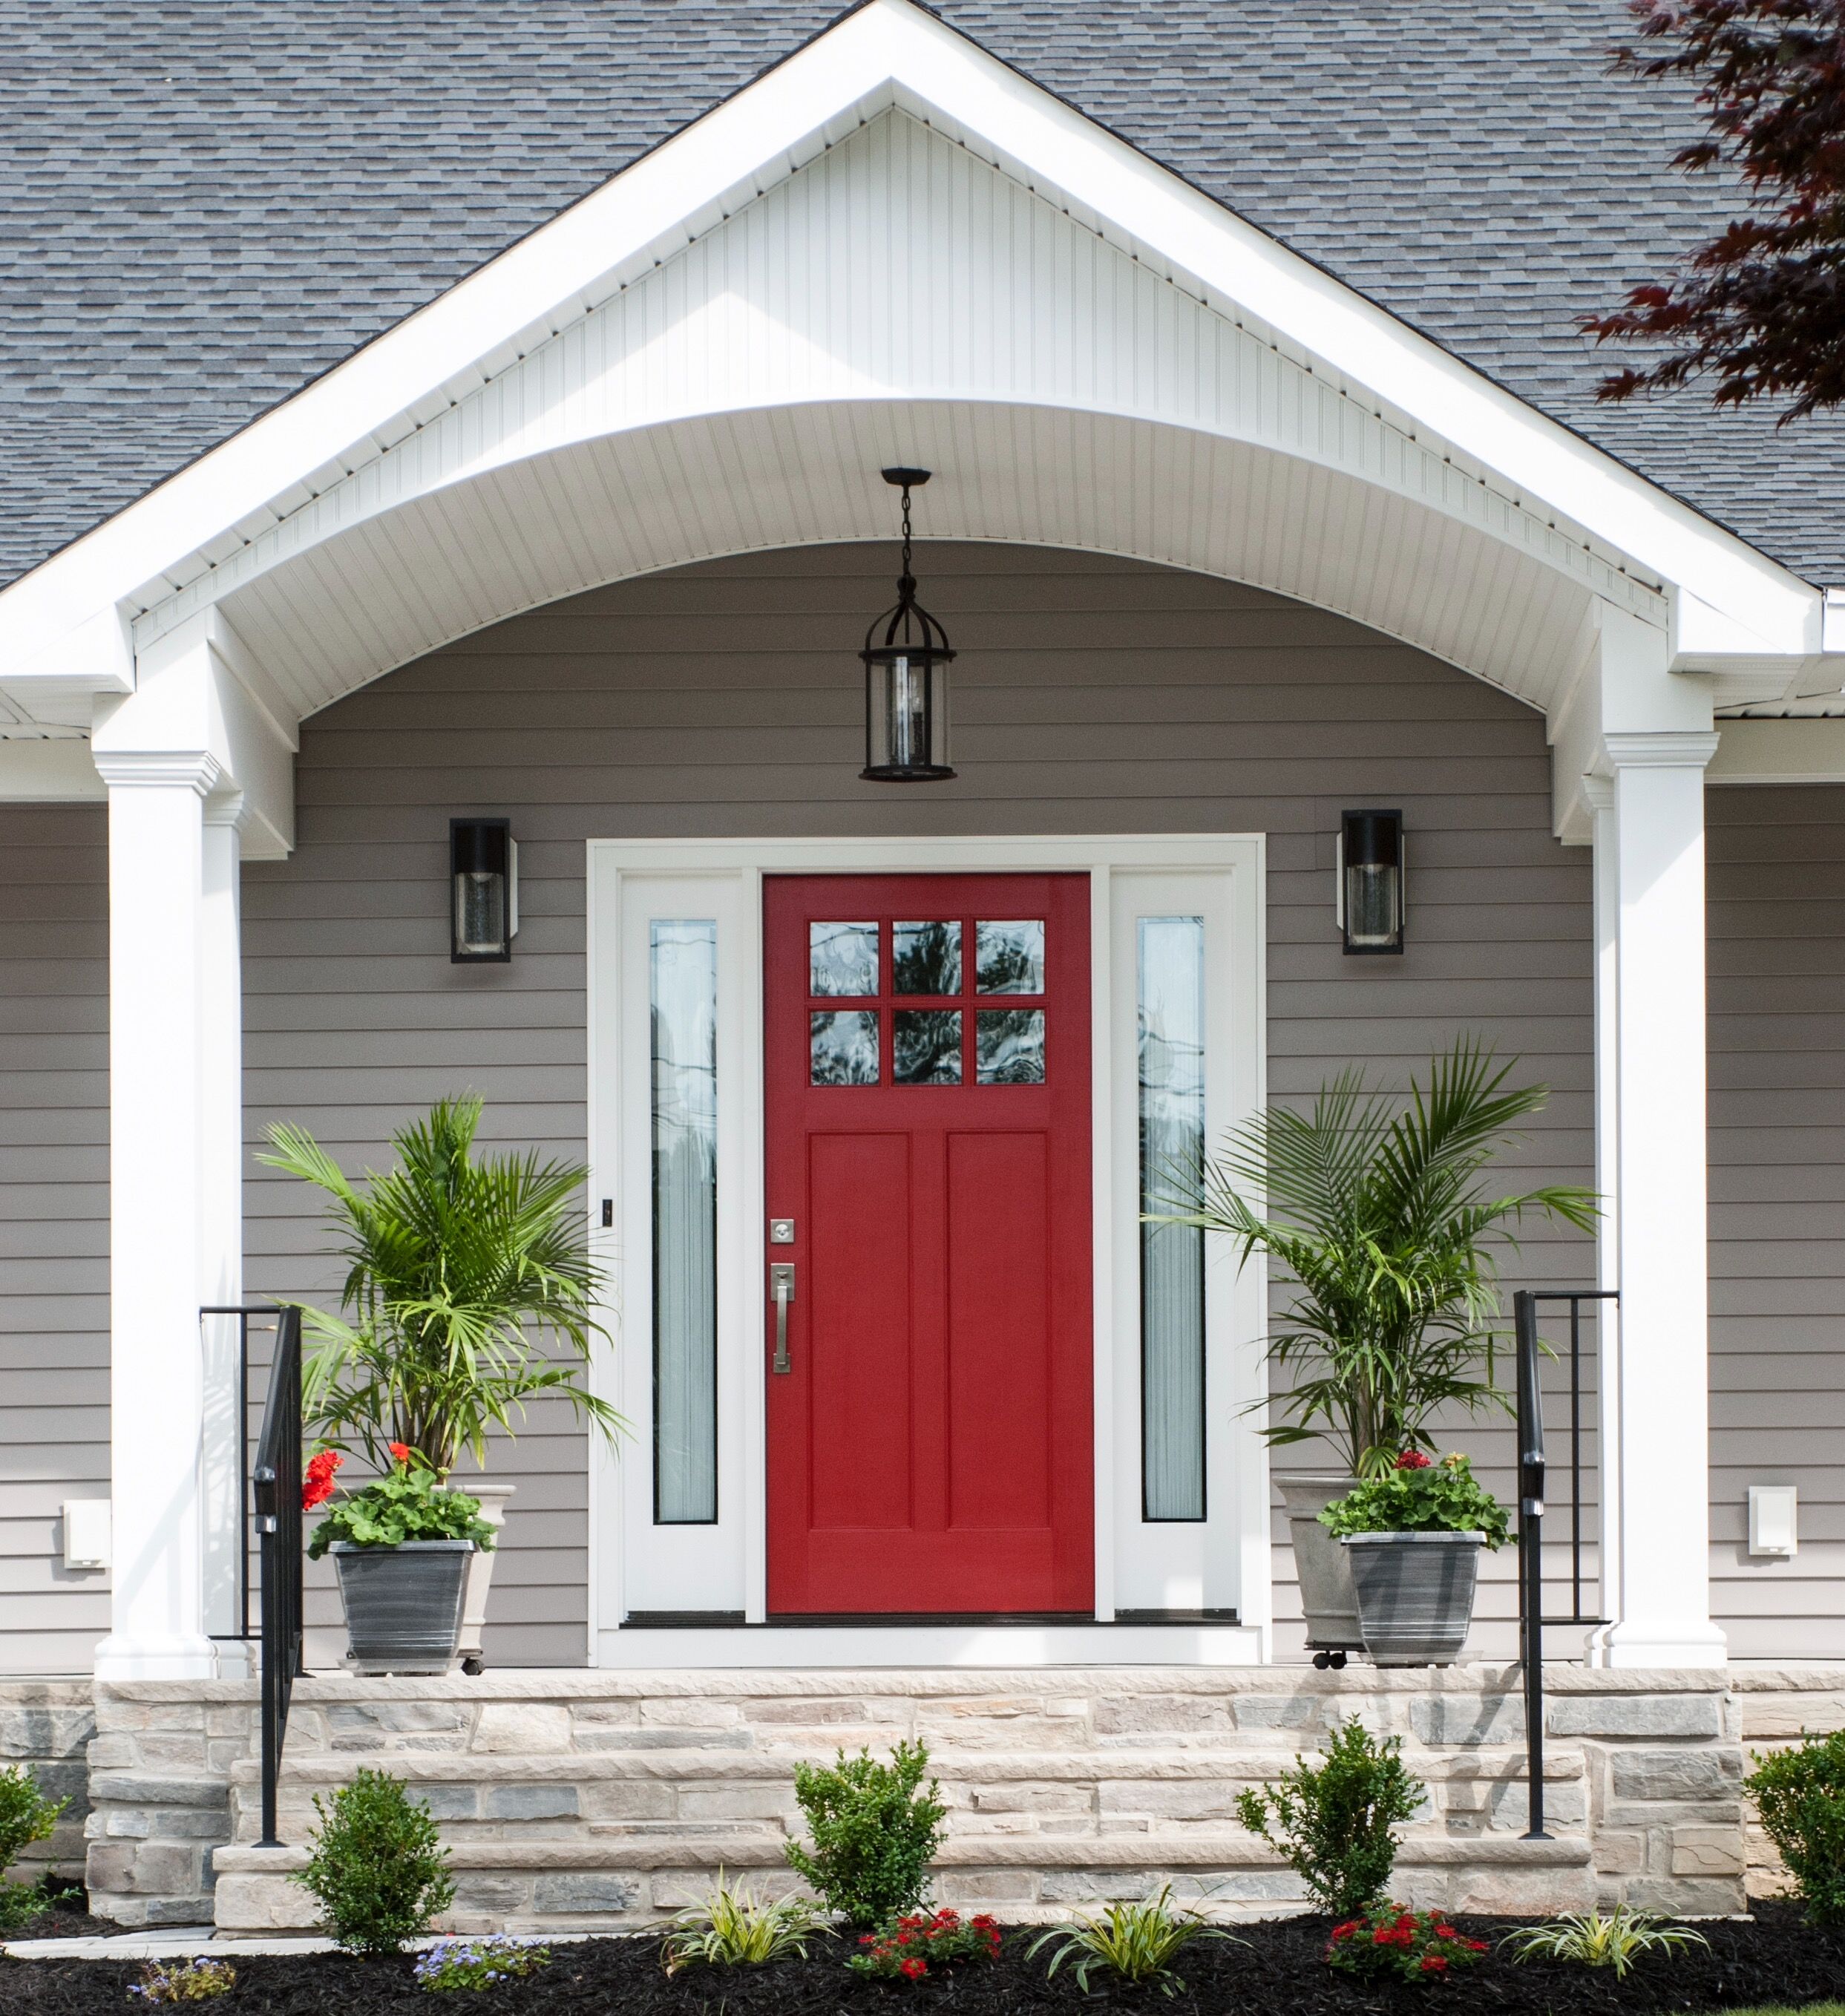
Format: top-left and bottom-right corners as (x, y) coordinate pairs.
(764, 872), (1092, 1615)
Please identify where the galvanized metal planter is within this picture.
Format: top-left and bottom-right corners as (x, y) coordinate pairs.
(330, 1539), (473, 1676)
(1343, 1530), (1484, 1666)
(1277, 1474), (1364, 1666)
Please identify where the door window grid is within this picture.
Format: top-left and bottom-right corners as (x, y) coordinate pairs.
(807, 917), (1048, 1085)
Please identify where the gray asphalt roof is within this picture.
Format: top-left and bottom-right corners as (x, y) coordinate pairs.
(4, 0), (1844, 592)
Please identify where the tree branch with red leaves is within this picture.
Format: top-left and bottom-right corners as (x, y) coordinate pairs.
(1587, 0), (1845, 421)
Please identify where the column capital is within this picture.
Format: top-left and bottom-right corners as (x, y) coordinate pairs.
(1601, 730), (1722, 773)
(93, 750), (223, 796)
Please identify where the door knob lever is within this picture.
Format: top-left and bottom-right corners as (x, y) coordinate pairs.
(769, 1263), (796, 1374)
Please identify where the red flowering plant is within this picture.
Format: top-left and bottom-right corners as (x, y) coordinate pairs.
(302, 1449), (344, 1511)
(848, 1908), (1002, 1981)
(1326, 1904), (1488, 1983)
(304, 1441), (494, 1560)
(1320, 1452), (1510, 1550)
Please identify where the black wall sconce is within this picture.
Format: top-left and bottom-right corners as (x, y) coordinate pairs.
(861, 467), (956, 782)
(451, 817), (518, 963)
(1336, 808), (1404, 955)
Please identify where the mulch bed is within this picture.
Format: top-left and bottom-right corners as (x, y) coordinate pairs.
(4, 1899), (1843, 2015)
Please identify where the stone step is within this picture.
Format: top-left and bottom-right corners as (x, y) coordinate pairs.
(212, 1830), (1596, 1936)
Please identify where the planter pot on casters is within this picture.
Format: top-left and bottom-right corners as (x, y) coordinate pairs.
(454, 1482), (514, 1677)
(331, 1539), (473, 1676)
(1343, 1530), (1484, 1666)
(1278, 1475), (1364, 1669)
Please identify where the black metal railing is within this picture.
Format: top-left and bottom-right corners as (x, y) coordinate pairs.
(1513, 1286), (1616, 1840)
(250, 1304), (306, 1848)
(200, 1304), (283, 1643)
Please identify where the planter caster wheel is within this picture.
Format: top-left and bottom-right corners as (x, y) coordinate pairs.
(1312, 1649), (1348, 1671)
(461, 1657), (485, 1677)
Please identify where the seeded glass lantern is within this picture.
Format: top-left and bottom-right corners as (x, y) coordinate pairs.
(1337, 808), (1405, 955)
(450, 816), (518, 963)
(861, 467), (956, 782)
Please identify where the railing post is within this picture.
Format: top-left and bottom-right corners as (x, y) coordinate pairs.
(1514, 1289), (1549, 1840)
(250, 1305), (304, 1848)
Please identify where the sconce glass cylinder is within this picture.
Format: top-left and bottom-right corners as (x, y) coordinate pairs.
(1337, 808), (1404, 955)
(451, 817), (517, 963)
(863, 647), (953, 782)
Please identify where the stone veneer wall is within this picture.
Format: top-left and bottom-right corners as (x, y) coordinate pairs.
(74, 1666), (1765, 1932)
(1728, 1669), (1845, 1899)
(83, 1683), (254, 1928)
(0, 1680), (94, 1883)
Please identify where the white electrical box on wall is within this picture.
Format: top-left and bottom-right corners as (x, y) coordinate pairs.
(62, 1499), (110, 1571)
(1749, 1484), (1798, 1560)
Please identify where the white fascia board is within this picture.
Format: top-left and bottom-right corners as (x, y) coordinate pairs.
(0, 0), (1819, 695)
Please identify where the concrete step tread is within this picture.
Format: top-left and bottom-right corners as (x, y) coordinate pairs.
(216, 1832), (1591, 1876)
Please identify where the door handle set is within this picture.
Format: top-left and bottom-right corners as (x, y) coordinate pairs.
(769, 1262), (796, 1374)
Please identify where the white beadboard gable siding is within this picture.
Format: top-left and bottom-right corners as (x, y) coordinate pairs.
(0, 805), (111, 1675)
(1708, 785), (1845, 1659)
(242, 541), (1596, 1666)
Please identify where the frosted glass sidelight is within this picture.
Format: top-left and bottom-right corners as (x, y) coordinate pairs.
(810, 921), (878, 995)
(1138, 916), (1206, 1522)
(652, 921), (719, 1525)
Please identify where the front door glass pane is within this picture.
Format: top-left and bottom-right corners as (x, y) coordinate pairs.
(975, 919), (1045, 994)
(976, 1007), (1046, 1083)
(895, 1009), (962, 1083)
(810, 921), (878, 996)
(1138, 916), (1206, 1520)
(894, 921), (961, 995)
(652, 920), (718, 1524)
(810, 1011), (880, 1085)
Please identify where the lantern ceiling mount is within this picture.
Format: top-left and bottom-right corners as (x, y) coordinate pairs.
(861, 467), (956, 783)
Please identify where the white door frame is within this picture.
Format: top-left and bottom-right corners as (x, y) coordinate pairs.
(586, 834), (1269, 1666)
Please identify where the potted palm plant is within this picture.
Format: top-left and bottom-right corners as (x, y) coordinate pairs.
(1321, 1450), (1510, 1664)
(1155, 1039), (1594, 1667)
(264, 1095), (622, 1675)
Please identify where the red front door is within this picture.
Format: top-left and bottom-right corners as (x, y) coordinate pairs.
(764, 874), (1093, 1615)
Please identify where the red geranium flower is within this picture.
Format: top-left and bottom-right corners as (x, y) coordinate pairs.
(388, 1441), (413, 1464)
(1395, 1449), (1432, 1469)
(301, 1449), (343, 1511)
(900, 1958), (927, 1980)
(1421, 1955), (1449, 1972)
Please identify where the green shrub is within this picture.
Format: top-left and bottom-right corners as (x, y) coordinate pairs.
(0, 1764), (65, 1877)
(294, 1768), (455, 1956)
(129, 1958), (237, 2003)
(661, 1879), (828, 1973)
(1502, 1905), (1708, 1977)
(784, 1742), (945, 1929)
(1028, 1885), (1236, 1997)
(1748, 1730), (1845, 1925)
(1320, 1451), (1510, 1548)
(1235, 1717), (1423, 1916)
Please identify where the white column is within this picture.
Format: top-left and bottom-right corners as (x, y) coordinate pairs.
(1589, 732), (1726, 1668)
(198, 804), (247, 1649)
(1583, 776), (1624, 1641)
(93, 754), (228, 1680)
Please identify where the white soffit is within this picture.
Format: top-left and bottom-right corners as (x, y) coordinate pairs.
(0, 0), (1818, 716)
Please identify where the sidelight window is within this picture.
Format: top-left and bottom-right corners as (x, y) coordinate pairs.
(1138, 915), (1207, 1521)
(651, 920), (718, 1524)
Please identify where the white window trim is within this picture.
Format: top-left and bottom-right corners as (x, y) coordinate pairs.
(586, 833), (1268, 1667)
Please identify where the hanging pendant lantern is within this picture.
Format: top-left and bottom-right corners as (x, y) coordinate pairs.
(861, 467), (956, 782)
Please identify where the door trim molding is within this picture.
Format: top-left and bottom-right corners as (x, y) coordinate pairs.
(586, 834), (1268, 1665)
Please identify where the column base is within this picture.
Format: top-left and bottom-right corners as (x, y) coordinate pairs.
(1585, 1617), (1728, 1670)
(94, 1632), (223, 1683)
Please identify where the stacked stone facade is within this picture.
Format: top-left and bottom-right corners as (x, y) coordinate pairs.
(0, 1680), (94, 1885)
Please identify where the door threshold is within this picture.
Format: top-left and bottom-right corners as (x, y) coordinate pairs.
(598, 1617), (1264, 1669)
(626, 1609), (1239, 1629)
